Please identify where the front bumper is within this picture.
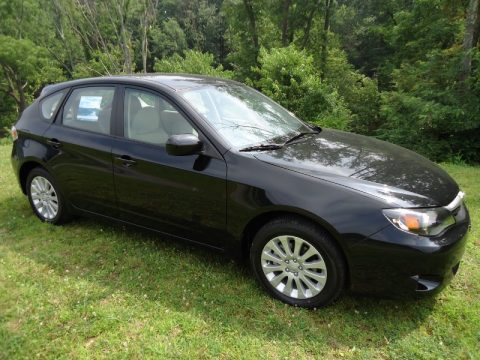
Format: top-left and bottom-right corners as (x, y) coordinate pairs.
(347, 202), (470, 297)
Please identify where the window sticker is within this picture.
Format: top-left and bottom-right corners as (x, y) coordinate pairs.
(77, 95), (103, 121)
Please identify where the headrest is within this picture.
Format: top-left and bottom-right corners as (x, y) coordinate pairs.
(161, 110), (193, 135)
(129, 96), (142, 120)
(132, 107), (160, 134)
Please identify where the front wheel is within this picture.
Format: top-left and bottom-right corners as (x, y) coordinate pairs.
(250, 216), (346, 308)
(26, 167), (71, 225)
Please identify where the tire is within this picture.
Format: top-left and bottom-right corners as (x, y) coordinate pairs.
(26, 167), (71, 225)
(250, 216), (346, 308)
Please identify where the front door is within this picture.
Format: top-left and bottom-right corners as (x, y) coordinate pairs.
(112, 87), (227, 248)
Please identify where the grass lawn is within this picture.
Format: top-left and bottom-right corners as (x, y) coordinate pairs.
(0, 143), (479, 359)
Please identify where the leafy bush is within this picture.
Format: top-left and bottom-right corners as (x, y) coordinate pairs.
(0, 112), (18, 130)
(153, 50), (233, 78)
(253, 46), (352, 130)
(0, 94), (18, 129)
(323, 48), (382, 135)
(378, 47), (480, 163)
(0, 126), (13, 145)
(0, 35), (65, 129)
(72, 49), (125, 79)
(149, 19), (187, 60)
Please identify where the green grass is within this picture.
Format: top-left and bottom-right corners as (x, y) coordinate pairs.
(0, 144), (479, 360)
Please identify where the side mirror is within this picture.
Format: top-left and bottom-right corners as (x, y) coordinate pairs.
(166, 134), (203, 156)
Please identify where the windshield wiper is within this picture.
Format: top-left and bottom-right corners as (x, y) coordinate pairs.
(239, 127), (321, 152)
(239, 143), (284, 152)
(283, 130), (320, 146)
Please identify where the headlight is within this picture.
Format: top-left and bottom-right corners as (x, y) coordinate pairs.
(383, 207), (455, 236)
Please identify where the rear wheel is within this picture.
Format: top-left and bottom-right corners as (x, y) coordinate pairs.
(26, 167), (71, 224)
(250, 216), (346, 308)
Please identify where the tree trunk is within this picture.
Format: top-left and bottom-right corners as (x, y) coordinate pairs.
(52, 0), (75, 77)
(243, 0), (259, 64)
(141, 22), (148, 73)
(473, 0), (480, 47)
(281, 0), (292, 46)
(116, 0), (132, 73)
(1, 64), (27, 113)
(301, 0), (322, 49)
(460, 0), (479, 82)
(141, 0), (159, 73)
(141, 5), (149, 73)
(320, 0), (332, 80)
(17, 80), (26, 113)
(68, 0), (121, 74)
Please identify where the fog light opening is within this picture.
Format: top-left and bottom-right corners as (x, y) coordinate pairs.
(411, 275), (441, 292)
(416, 282), (428, 291)
(452, 262), (460, 275)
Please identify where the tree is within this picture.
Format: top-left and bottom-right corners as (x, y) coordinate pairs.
(254, 46), (351, 129)
(460, 0), (479, 82)
(153, 50), (234, 78)
(301, 0), (322, 49)
(280, 0), (292, 46)
(243, 0), (260, 63)
(149, 19), (187, 62)
(139, 0), (159, 73)
(0, 36), (64, 113)
(320, 0), (333, 79)
(0, 0), (479, 163)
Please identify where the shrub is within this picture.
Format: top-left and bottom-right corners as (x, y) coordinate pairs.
(153, 50), (233, 78)
(253, 46), (352, 130)
(323, 48), (382, 135)
(378, 48), (480, 163)
(72, 48), (125, 79)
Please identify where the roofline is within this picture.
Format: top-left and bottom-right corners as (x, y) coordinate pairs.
(39, 73), (243, 98)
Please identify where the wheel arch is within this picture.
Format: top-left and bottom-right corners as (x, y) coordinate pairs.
(241, 208), (345, 257)
(240, 208), (351, 287)
(19, 161), (46, 194)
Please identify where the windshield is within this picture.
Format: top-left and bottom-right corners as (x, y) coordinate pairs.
(180, 83), (310, 148)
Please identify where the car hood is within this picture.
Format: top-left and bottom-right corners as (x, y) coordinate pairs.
(254, 129), (458, 208)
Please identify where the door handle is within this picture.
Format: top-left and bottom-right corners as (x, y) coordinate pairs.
(47, 138), (62, 148)
(115, 155), (137, 167)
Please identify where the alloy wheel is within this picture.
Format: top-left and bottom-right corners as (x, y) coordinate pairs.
(30, 176), (59, 220)
(261, 235), (327, 299)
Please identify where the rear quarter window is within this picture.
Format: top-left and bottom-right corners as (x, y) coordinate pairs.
(40, 90), (67, 121)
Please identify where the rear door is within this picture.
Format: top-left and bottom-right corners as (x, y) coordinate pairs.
(112, 86), (227, 248)
(44, 85), (118, 217)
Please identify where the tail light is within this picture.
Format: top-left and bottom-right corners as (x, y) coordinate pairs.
(11, 126), (18, 141)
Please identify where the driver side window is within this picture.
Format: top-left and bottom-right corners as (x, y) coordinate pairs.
(124, 88), (196, 146)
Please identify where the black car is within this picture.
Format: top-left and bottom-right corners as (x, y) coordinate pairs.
(10, 75), (470, 308)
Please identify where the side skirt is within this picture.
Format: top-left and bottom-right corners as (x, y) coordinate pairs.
(71, 205), (226, 253)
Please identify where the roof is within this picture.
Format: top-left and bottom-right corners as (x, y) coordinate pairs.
(40, 74), (238, 98)
(129, 74), (237, 91)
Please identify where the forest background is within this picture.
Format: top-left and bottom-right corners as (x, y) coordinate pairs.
(0, 0), (479, 163)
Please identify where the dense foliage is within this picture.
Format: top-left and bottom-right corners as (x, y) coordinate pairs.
(0, 0), (479, 163)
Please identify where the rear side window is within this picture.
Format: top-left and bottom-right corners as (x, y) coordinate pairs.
(62, 87), (115, 135)
(40, 91), (66, 121)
